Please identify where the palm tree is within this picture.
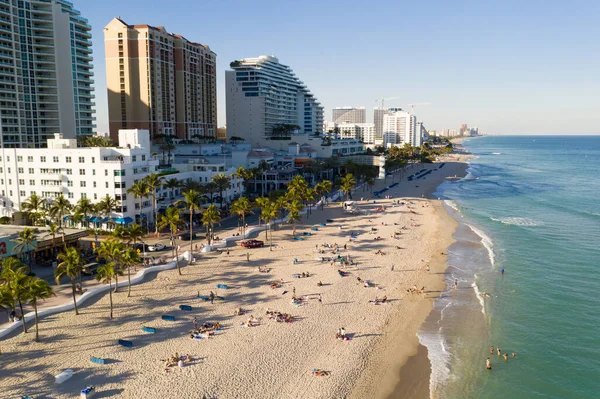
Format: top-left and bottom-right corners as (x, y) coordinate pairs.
(124, 223), (145, 251)
(12, 228), (37, 272)
(204, 181), (218, 204)
(315, 180), (333, 208)
(286, 200), (303, 236)
(127, 180), (149, 229)
(176, 189), (202, 261)
(366, 176), (375, 192)
(55, 247), (85, 315)
(202, 205), (221, 246)
(74, 197), (95, 228)
(230, 197), (253, 237)
(260, 201), (278, 250)
(96, 238), (124, 292)
(158, 207), (184, 275)
(163, 178), (181, 201)
(340, 173), (357, 201)
(0, 284), (15, 322)
(96, 195), (120, 227)
(121, 247), (140, 297)
(44, 222), (61, 256)
(159, 143), (176, 165)
(211, 174), (231, 210)
(20, 193), (46, 225)
(95, 263), (117, 319)
(304, 188), (316, 218)
(181, 179), (202, 194)
(0, 257), (30, 333)
(143, 173), (164, 236)
(49, 194), (72, 228)
(26, 278), (55, 342)
(234, 166), (251, 196)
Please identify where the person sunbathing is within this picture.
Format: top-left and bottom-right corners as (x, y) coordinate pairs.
(312, 369), (329, 376)
(382, 296), (388, 303)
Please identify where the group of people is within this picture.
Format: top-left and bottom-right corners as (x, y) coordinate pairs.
(257, 266), (270, 273)
(407, 285), (426, 294)
(370, 296), (388, 305)
(266, 310), (294, 323)
(374, 250), (386, 255)
(486, 346), (516, 369)
(335, 327), (348, 340)
(292, 272), (311, 278)
(162, 352), (191, 371)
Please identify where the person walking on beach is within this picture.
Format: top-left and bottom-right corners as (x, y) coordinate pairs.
(453, 279), (458, 290)
(391, 264), (395, 272)
(193, 317), (198, 330)
(209, 291), (215, 304)
(318, 294), (322, 304)
(246, 252), (250, 262)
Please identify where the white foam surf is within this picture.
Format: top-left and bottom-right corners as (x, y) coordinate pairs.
(468, 224), (495, 265)
(444, 200), (460, 213)
(492, 152), (502, 155)
(490, 216), (542, 227)
(471, 280), (486, 314)
(418, 327), (451, 399)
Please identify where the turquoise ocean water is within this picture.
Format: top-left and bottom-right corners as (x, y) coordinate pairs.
(420, 136), (600, 399)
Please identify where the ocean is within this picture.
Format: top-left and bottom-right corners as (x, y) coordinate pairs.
(420, 136), (600, 399)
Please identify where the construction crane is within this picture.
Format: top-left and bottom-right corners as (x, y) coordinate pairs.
(375, 96), (402, 110)
(406, 102), (431, 114)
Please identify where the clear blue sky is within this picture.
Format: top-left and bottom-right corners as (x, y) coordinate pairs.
(81, 0), (600, 135)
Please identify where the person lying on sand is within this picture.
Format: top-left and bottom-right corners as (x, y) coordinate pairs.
(312, 368), (329, 376)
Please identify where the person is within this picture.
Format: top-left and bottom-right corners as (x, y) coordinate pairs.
(486, 358), (492, 370)
(9, 309), (15, 322)
(497, 348), (501, 356)
(503, 353), (509, 361)
(317, 281), (323, 287)
(382, 295), (388, 303)
(246, 252), (250, 262)
(184, 354), (191, 363)
(453, 279), (458, 290)
(209, 291), (215, 304)
(426, 265), (430, 273)
(343, 244), (347, 250)
(178, 358), (184, 368)
(501, 268), (505, 275)
(227, 249), (230, 256)
(490, 346), (494, 355)
(76, 282), (82, 295)
(193, 317), (198, 330)
(391, 264), (395, 271)
(318, 294), (322, 304)
(512, 352), (516, 358)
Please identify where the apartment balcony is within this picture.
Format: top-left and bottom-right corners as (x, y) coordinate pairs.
(33, 33), (54, 39)
(34, 42), (54, 48)
(75, 53), (93, 62)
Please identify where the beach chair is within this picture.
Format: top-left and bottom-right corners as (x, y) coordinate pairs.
(161, 315), (175, 321)
(311, 227), (318, 231)
(303, 232), (312, 236)
(319, 223), (326, 227)
(216, 284), (228, 289)
(326, 219), (334, 223)
(179, 305), (193, 311)
(81, 386), (96, 399)
(294, 237), (304, 241)
(118, 339), (133, 348)
(90, 357), (105, 365)
(197, 295), (210, 301)
(142, 327), (156, 333)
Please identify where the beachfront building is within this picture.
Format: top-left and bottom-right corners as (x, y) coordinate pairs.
(104, 18), (217, 142)
(324, 122), (376, 144)
(0, 0), (95, 148)
(225, 55), (324, 147)
(332, 107), (366, 124)
(0, 129), (158, 225)
(382, 109), (420, 147)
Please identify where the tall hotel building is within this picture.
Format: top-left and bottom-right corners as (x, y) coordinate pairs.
(104, 18), (216, 141)
(226, 56), (323, 147)
(0, 0), (95, 148)
(332, 106), (366, 124)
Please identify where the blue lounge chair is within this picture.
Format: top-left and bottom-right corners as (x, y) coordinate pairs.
(142, 327), (156, 333)
(179, 305), (192, 311)
(90, 356), (105, 365)
(216, 284), (228, 289)
(118, 339), (133, 348)
(161, 315), (175, 321)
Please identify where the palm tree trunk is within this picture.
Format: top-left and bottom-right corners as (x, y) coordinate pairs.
(18, 300), (27, 333)
(175, 245), (181, 275)
(108, 284), (113, 319)
(189, 212), (193, 263)
(153, 194), (158, 236)
(34, 304), (39, 342)
(269, 224), (273, 250)
(71, 282), (79, 315)
(242, 214), (246, 238)
(293, 223), (296, 236)
(114, 272), (119, 293)
(127, 267), (132, 297)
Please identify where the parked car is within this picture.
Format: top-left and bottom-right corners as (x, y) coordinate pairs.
(148, 243), (166, 252)
(81, 262), (101, 276)
(240, 239), (265, 248)
(179, 232), (197, 241)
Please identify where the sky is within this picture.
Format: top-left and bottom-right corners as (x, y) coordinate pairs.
(79, 0), (600, 135)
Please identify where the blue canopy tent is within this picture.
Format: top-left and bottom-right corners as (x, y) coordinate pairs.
(113, 216), (134, 225)
(90, 216), (103, 223)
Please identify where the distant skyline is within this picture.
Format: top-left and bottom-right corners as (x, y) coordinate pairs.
(81, 0), (600, 135)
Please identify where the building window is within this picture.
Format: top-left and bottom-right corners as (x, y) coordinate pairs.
(66, 156), (72, 163)
(41, 156), (46, 162)
(81, 193), (87, 199)
(92, 170), (95, 176)
(105, 170), (108, 176)
(27, 156), (33, 162)
(80, 181), (86, 187)
(28, 168), (34, 174)
(68, 193), (74, 199)
(94, 193), (97, 200)
(18, 167), (23, 173)
(66, 169), (72, 175)
(67, 181), (73, 187)
(132, 155), (137, 162)
(142, 155), (146, 161)
(29, 180), (34, 185)
(20, 191), (25, 197)
(105, 182), (109, 188)
(53, 156), (59, 162)
(17, 156), (22, 162)
(93, 182), (96, 188)
(79, 157), (85, 163)
(18, 179), (24, 185)
(91, 157), (95, 164)
(79, 169), (85, 175)
(115, 182), (126, 189)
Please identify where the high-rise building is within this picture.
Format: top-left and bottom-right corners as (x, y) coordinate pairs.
(0, 0), (95, 148)
(374, 107), (404, 141)
(104, 18), (216, 142)
(382, 109), (417, 147)
(226, 56), (323, 147)
(332, 107), (366, 124)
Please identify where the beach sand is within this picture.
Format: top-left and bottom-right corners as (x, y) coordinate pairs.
(0, 160), (467, 399)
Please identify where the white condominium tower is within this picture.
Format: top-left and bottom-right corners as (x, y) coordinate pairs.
(332, 106), (366, 124)
(0, 0), (95, 148)
(382, 109), (418, 147)
(226, 55), (324, 147)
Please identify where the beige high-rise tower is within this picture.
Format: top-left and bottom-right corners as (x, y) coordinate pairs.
(104, 18), (216, 141)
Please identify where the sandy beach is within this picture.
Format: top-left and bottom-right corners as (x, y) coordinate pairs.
(0, 159), (468, 399)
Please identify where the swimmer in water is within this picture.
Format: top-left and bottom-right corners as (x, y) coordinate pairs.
(501, 268), (505, 274)
(503, 353), (509, 361)
(486, 358), (492, 370)
(512, 352), (516, 358)
(490, 346), (494, 355)
(497, 348), (501, 356)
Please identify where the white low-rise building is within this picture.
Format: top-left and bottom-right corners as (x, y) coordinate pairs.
(324, 122), (376, 144)
(0, 130), (159, 224)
